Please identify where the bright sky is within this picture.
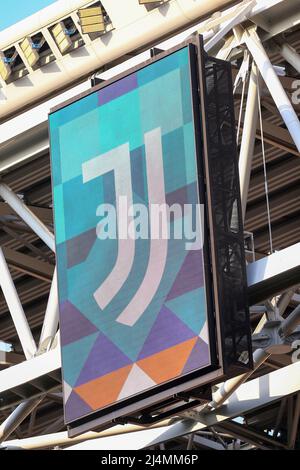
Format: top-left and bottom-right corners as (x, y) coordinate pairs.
(0, 0), (57, 31)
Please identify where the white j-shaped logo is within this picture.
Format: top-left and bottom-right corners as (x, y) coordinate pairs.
(82, 127), (168, 327)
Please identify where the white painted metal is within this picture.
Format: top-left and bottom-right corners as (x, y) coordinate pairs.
(278, 42), (300, 74)
(0, 183), (55, 252)
(3, 361), (300, 449)
(204, 0), (255, 53)
(0, 345), (60, 394)
(0, 1), (94, 48)
(0, 419), (171, 450)
(288, 393), (300, 449)
(0, 398), (43, 443)
(0, 248), (37, 360)
(279, 304), (300, 338)
(237, 25), (300, 152)
(247, 242), (300, 289)
(278, 289), (296, 315)
(1, 0), (289, 123)
(0, 80), (91, 146)
(254, 0), (300, 40)
(208, 348), (270, 410)
(65, 361), (300, 449)
(39, 268), (59, 350)
(0, 0), (239, 120)
(239, 62), (259, 220)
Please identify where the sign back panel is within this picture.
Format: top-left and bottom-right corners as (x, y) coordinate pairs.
(49, 46), (215, 427)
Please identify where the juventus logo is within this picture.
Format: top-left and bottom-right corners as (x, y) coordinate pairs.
(82, 127), (202, 327)
(82, 127), (167, 327)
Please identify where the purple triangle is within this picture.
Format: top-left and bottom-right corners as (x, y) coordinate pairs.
(182, 338), (210, 374)
(65, 390), (92, 423)
(138, 306), (196, 360)
(75, 332), (132, 386)
(59, 301), (98, 346)
(166, 249), (204, 301)
(67, 228), (97, 268)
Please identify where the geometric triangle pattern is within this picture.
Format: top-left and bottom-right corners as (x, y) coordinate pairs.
(75, 365), (133, 410)
(63, 380), (73, 403)
(137, 337), (198, 384)
(52, 46), (212, 425)
(59, 300), (98, 346)
(62, 332), (98, 387)
(182, 338), (210, 374)
(65, 390), (93, 422)
(138, 306), (196, 360)
(117, 364), (156, 400)
(75, 332), (132, 386)
(165, 288), (206, 335)
(166, 249), (204, 301)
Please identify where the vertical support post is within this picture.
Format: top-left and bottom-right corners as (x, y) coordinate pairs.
(187, 434), (194, 450)
(288, 393), (300, 449)
(273, 397), (287, 438)
(238, 26), (300, 152)
(39, 268), (59, 351)
(0, 248), (37, 360)
(238, 62), (259, 221)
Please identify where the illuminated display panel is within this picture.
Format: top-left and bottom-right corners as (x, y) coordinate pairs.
(49, 42), (252, 432)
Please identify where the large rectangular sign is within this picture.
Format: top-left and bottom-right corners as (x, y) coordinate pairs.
(49, 40), (252, 434)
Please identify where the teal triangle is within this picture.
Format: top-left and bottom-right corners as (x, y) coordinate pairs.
(61, 332), (98, 387)
(165, 287), (206, 335)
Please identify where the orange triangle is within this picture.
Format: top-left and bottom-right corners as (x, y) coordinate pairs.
(137, 337), (198, 384)
(75, 364), (132, 410)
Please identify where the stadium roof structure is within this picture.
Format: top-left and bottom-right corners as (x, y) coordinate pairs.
(0, 0), (300, 450)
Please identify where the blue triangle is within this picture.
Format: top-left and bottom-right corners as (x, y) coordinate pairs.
(62, 332), (98, 387)
(165, 287), (206, 335)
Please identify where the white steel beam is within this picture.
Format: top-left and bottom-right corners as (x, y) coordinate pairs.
(0, 345), (60, 394)
(0, 0), (239, 120)
(278, 42), (300, 74)
(247, 242), (300, 305)
(0, 248), (37, 360)
(0, 420), (171, 450)
(204, 0), (255, 53)
(208, 348), (270, 410)
(279, 304), (300, 338)
(238, 62), (259, 220)
(0, 398), (43, 443)
(39, 268), (59, 351)
(0, 184), (55, 252)
(235, 25), (300, 152)
(288, 393), (300, 449)
(3, 361), (299, 449)
(64, 361), (300, 449)
(1, 0), (288, 122)
(0, 362), (300, 450)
